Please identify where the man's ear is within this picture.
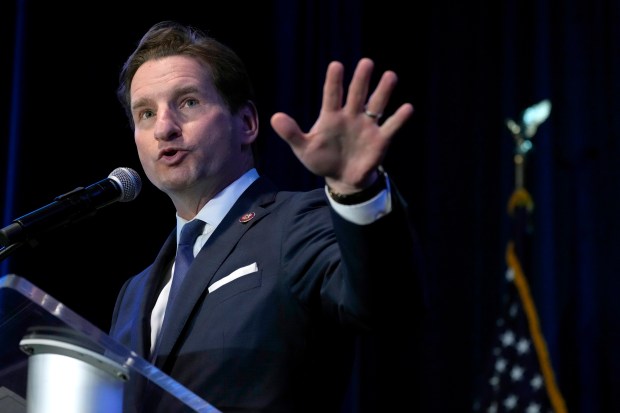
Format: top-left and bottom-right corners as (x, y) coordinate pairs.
(239, 100), (259, 144)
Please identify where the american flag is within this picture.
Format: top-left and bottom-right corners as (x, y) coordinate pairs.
(475, 101), (565, 413)
(473, 245), (566, 413)
(474, 185), (566, 413)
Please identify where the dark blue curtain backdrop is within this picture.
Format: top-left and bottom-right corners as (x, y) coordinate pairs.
(1, 1), (618, 411)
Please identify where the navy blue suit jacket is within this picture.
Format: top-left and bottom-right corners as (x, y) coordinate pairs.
(109, 176), (424, 413)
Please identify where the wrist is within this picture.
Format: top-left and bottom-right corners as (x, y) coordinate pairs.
(326, 168), (387, 205)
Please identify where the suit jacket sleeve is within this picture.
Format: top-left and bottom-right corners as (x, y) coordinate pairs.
(281, 177), (426, 332)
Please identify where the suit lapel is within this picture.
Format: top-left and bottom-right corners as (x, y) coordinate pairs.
(154, 177), (277, 360)
(134, 230), (176, 358)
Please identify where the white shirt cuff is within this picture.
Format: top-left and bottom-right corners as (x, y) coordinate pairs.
(325, 176), (392, 225)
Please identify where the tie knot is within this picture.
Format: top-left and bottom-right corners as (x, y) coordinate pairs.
(179, 219), (205, 247)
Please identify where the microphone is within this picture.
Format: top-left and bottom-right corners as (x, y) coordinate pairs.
(0, 167), (142, 246)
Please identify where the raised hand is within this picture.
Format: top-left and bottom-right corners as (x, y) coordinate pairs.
(270, 57), (414, 194)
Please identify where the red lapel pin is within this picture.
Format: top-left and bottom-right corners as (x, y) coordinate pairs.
(239, 212), (255, 223)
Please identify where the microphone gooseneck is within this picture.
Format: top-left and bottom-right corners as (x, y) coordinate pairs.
(0, 167), (142, 246)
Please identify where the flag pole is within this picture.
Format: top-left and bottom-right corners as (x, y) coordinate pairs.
(505, 100), (567, 413)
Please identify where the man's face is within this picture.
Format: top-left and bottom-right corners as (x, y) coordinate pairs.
(129, 55), (255, 215)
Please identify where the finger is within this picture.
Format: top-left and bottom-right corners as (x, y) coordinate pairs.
(270, 112), (305, 148)
(378, 103), (415, 137)
(322, 61), (345, 112)
(344, 58), (374, 113)
(365, 70), (399, 116)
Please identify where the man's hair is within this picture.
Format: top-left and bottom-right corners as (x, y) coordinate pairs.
(117, 20), (256, 128)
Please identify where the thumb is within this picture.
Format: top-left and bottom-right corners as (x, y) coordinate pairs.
(270, 112), (305, 148)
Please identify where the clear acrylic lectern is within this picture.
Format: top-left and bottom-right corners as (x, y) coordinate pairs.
(0, 274), (221, 413)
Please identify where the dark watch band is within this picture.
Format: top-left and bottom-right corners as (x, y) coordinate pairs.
(326, 168), (387, 205)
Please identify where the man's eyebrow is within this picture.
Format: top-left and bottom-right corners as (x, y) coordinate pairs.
(131, 97), (150, 112)
(175, 85), (201, 96)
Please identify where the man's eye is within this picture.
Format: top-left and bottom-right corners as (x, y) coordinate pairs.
(140, 110), (155, 120)
(184, 98), (199, 108)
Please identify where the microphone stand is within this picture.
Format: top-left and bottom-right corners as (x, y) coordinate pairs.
(0, 240), (26, 262)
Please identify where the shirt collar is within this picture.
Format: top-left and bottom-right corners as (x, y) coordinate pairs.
(175, 168), (260, 238)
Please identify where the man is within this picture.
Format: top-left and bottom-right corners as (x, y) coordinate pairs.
(110, 20), (424, 412)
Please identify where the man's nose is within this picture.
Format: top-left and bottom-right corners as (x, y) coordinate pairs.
(153, 108), (182, 141)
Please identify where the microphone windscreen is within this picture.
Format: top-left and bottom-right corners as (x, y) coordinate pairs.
(109, 167), (142, 202)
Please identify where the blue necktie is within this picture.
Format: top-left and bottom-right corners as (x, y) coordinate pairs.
(169, 219), (205, 302)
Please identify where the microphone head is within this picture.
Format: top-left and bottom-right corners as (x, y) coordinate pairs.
(108, 167), (142, 202)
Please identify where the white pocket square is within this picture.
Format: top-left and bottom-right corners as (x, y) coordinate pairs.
(208, 262), (258, 293)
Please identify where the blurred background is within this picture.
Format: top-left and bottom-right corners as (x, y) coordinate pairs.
(1, 1), (618, 412)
